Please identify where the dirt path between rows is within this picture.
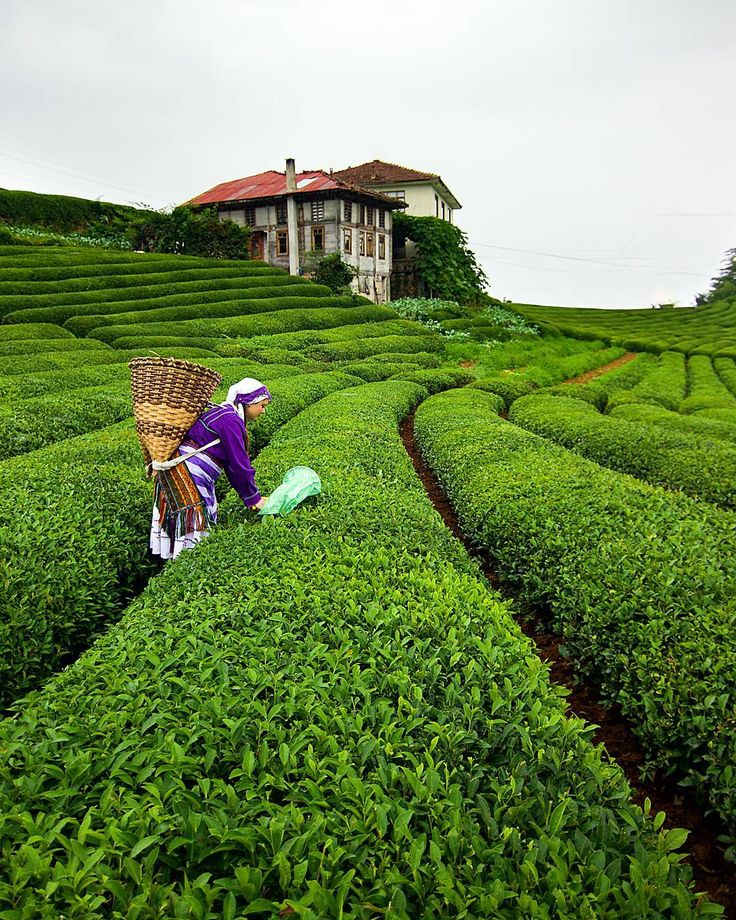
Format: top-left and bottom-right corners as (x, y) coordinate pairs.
(564, 351), (638, 385)
(400, 412), (736, 916)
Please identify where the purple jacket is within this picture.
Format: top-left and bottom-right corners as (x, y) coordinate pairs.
(183, 403), (261, 506)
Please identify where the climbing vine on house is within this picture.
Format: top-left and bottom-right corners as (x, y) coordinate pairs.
(393, 213), (488, 303)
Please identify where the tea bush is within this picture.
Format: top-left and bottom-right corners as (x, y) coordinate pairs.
(0, 371), (361, 708)
(610, 403), (736, 447)
(680, 356), (736, 414)
(509, 394), (736, 509)
(3, 278), (319, 326)
(0, 322), (72, 341)
(0, 347), (220, 376)
(304, 334), (443, 363)
(715, 357), (736, 397)
(0, 337), (111, 357)
(606, 352), (686, 412)
(415, 388), (736, 833)
(87, 304), (395, 345)
(0, 382), (705, 917)
(62, 288), (339, 336)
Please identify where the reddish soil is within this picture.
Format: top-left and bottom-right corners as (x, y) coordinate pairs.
(563, 351), (638, 385)
(400, 414), (736, 917)
(459, 359), (478, 369)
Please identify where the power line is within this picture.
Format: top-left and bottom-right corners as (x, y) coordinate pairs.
(0, 145), (177, 203)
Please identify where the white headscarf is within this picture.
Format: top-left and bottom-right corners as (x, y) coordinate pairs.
(224, 377), (272, 422)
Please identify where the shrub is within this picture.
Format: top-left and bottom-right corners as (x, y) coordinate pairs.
(0, 322), (72, 341)
(304, 334), (443, 363)
(129, 205), (252, 259)
(388, 368), (474, 393)
(305, 251), (357, 293)
(509, 394), (736, 509)
(415, 388), (736, 833)
(62, 288), (338, 337)
(87, 304), (396, 345)
(0, 371), (361, 707)
(0, 382), (702, 916)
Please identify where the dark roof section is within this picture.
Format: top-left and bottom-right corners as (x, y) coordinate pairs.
(333, 159), (462, 210)
(187, 169), (407, 209)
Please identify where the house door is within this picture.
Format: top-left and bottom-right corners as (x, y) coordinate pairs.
(250, 231), (266, 261)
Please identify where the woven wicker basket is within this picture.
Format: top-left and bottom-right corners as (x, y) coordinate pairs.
(129, 357), (222, 466)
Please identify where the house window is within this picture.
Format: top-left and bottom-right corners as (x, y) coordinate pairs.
(448, 209), (452, 224)
(378, 234), (386, 260)
(276, 203), (288, 225)
(359, 231), (366, 256)
(360, 205), (366, 224)
(245, 206), (256, 227)
(435, 194), (439, 217)
(343, 228), (353, 254)
(311, 226), (325, 252)
(384, 190), (405, 200)
(366, 232), (374, 258)
(366, 206), (374, 225)
(311, 201), (324, 221)
(276, 230), (288, 256)
(441, 202), (446, 220)
(378, 209), (385, 228)
(344, 201), (352, 221)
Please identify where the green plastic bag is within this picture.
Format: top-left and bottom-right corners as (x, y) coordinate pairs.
(258, 466), (321, 517)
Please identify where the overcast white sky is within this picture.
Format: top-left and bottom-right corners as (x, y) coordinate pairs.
(2, 0), (734, 308)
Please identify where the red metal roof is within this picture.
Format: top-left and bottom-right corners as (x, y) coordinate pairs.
(188, 169), (405, 207)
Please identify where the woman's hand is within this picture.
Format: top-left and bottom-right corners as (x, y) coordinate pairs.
(250, 496), (267, 510)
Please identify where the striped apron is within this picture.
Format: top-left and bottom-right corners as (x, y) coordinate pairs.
(149, 444), (223, 560)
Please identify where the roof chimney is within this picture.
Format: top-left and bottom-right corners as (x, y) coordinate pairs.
(285, 158), (296, 192)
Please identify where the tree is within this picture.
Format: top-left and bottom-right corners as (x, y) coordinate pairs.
(129, 206), (251, 259)
(695, 247), (736, 304)
(393, 213), (488, 304)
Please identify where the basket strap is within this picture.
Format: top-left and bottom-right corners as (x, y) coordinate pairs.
(149, 437), (221, 472)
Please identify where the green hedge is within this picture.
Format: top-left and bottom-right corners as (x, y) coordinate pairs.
(532, 382), (609, 410)
(0, 371), (361, 709)
(0, 385), (134, 458)
(61, 289), (352, 337)
(509, 394), (736, 509)
(101, 338), (324, 370)
(610, 403), (736, 447)
(0, 359), (301, 403)
(0, 322), (72, 341)
(512, 299), (736, 357)
(0, 338), (111, 357)
(232, 318), (428, 356)
(89, 304), (396, 345)
(2, 278), (318, 324)
(0, 188), (138, 230)
(304, 334), (444, 363)
(0, 382), (704, 917)
(0, 256), (279, 284)
(415, 388), (736, 834)
(389, 368), (475, 393)
(715, 357), (736, 398)
(0, 267), (295, 301)
(606, 352), (687, 412)
(680, 356), (736, 414)
(0, 347), (219, 376)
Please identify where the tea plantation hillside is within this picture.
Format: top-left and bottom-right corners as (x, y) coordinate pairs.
(510, 298), (736, 356)
(0, 243), (734, 915)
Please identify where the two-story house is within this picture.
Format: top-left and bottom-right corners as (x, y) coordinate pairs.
(333, 160), (463, 298)
(188, 159), (406, 303)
